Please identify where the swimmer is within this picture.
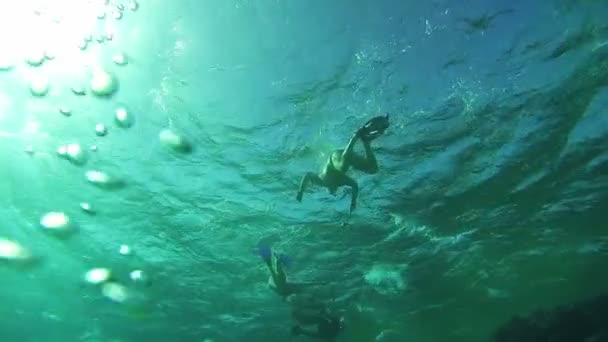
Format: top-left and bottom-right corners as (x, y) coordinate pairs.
(296, 114), (389, 213)
(258, 246), (311, 299)
(291, 308), (344, 341)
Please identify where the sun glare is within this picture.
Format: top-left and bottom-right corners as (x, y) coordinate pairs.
(0, 0), (137, 142)
(0, 0), (121, 74)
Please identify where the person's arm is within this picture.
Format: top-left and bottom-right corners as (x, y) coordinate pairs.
(297, 172), (323, 202)
(342, 176), (358, 213)
(350, 183), (358, 213)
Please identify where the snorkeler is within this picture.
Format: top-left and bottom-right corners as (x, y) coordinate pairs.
(296, 114), (389, 213)
(258, 246), (311, 299)
(291, 308), (344, 341)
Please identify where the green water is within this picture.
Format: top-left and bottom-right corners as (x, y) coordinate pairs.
(1, 0), (607, 341)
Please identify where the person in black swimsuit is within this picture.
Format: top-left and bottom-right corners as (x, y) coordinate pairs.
(291, 306), (344, 341)
(296, 114), (389, 213)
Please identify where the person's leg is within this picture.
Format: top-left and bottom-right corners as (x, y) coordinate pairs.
(341, 175), (359, 213)
(274, 253), (287, 284)
(340, 132), (360, 162)
(259, 247), (286, 289)
(349, 139), (378, 174)
(289, 293), (328, 313)
(297, 172), (325, 201)
(258, 246), (274, 270)
(292, 325), (320, 338)
(292, 309), (325, 326)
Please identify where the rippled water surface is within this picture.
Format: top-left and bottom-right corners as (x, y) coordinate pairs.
(1, 0), (607, 341)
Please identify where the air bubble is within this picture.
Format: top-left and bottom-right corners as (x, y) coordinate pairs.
(0, 238), (33, 262)
(119, 244), (131, 255)
(90, 69), (117, 97)
(85, 170), (124, 189)
(40, 212), (74, 237)
(59, 107), (71, 116)
(101, 282), (128, 303)
(112, 53), (128, 66)
(0, 58), (14, 71)
(112, 9), (123, 20)
(24, 146), (35, 155)
(129, 270), (149, 285)
(71, 86), (86, 96)
(95, 124), (108, 136)
(159, 129), (192, 153)
(85, 267), (111, 284)
(25, 51), (45, 66)
(57, 145), (67, 157)
(80, 202), (95, 214)
(128, 0), (139, 11)
(86, 170), (109, 184)
(30, 75), (50, 96)
(59, 143), (87, 165)
(115, 107), (132, 127)
(78, 40), (88, 51)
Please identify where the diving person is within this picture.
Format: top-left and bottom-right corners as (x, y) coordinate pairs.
(258, 246), (311, 299)
(296, 114), (389, 213)
(291, 308), (344, 341)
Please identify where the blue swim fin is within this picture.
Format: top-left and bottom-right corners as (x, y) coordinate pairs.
(276, 253), (293, 269)
(257, 246), (272, 265)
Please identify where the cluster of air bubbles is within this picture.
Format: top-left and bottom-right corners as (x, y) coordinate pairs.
(83, 264), (150, 303)
(57, 143), (87, 165)
(4, 0), (191, 314)
(84, 267), (128, 303)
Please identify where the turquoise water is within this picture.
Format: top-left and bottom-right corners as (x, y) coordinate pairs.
(1, 0), (607, 341)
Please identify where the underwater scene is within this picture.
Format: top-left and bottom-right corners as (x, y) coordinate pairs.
(1, 0), (607, 341)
